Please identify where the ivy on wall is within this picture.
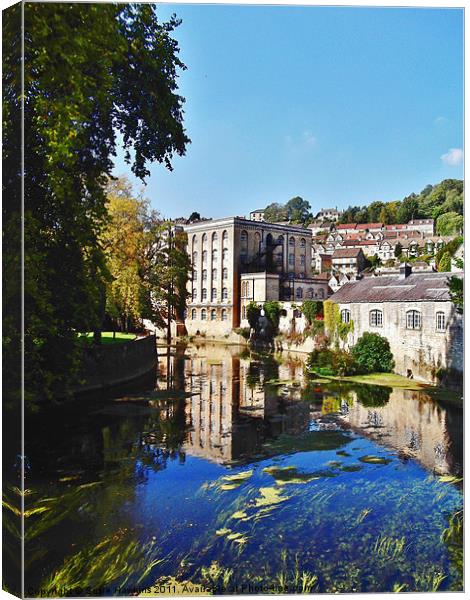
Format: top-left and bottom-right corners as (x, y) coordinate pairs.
(323, 300), (354, 343)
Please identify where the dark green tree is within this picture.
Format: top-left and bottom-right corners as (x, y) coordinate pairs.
(351, 332), (395, 374)
(285, 196), (312, 224)
(394, 242), (403, 258)
(4, 3), (190, 405)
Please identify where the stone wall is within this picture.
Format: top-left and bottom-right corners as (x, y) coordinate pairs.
(75, 335), (157, 394)
(335, 300), (463, 384)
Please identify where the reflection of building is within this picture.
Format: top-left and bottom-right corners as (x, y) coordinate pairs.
(183, 217), (330, 336)
(179, 344), (310, 464)
(337, 388), (458, 475)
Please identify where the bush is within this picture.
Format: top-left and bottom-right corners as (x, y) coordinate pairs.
(351, 332), (394, 374)
(264, 301), (281, 332)
(331, 350), (357, 376)
(306, 347), (357, 377)
(301, 300), (323, 323)
(246, 301), (261, 329)
(234, 327), (251, 340)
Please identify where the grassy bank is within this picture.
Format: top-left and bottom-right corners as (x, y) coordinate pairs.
(79, 332), (137, 345)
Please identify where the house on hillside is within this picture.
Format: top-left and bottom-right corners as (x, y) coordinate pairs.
(331, 248), (367, 276)
(249, 208), (265, 222)
(328, 266), (463, 384)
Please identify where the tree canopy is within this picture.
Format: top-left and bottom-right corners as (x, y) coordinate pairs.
(3, 3), (190, 405)
(264, 196), (313, 225)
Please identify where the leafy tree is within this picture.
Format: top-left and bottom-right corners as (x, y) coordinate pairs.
(394, 242), (403, 258)
(367, 201), (385, 223)
(301, 300), (324, 323)
(285, 196), (312, 224)
(351, 332), (395, 374)
(263, 301), (281, 332)
(188, 212), (201, 222)
(436, 212), (463, 236)
(396, 194), (421, 223)
(437, 251), (452, 273)
(447, 272), (463, 314)
(264, 202), (288, 223)
(246, 301), (261, 329)
(4, 3), (190, 405)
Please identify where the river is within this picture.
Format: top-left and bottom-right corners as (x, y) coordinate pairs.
(14, 342), (463, 595)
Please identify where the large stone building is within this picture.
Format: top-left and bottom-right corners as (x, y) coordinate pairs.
(329, 266), (463, 384)
(183, 217), (330, 336)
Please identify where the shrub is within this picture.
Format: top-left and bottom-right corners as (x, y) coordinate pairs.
(331, 350), (357, 376)
(351, 332), (394, 374)
(301, 300), (323, 324)
(246, 301), (261, 329)
(234, 327), (251, 340)
(264, 301), (281, 332)
(306, 347), (357, 377)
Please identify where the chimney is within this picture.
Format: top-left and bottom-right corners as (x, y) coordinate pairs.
(399, 263), (412, 278)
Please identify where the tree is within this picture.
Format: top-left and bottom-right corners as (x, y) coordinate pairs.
(263, 301), (281, 332)
(436, 212), (463, 236)
(188, 212), (201, 222)
(351, 332), (395, 374)
(397, 194), (420, 223)
(437, 251), (452, 273)
(264, 202), (288, 223)
(285, 196), (312, 224)
(394, 242), (403, 258)
(447, 272), (463, 315)
(367, 201), (385, 223)
(4, 3), (190, 404)
(246, 302), (261, 329)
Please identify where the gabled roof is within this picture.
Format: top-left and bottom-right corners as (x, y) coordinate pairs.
(330, 272), (457, 303)
(355, 223), (383, 230)
(332, 248), (364, 259)
(336, 223), (357, 230)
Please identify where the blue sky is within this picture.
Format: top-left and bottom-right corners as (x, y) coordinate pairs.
(113, 4), (464, 219)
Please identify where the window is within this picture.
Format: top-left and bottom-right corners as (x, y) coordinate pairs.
(288, 253), (295, 265)
(192, 251), (198, 263)
(191, 309), (197, 320)
(211, 288), (217, 301)
(307, 288), (314, 299)
(222, 248), (228, 261)
(369, 309), (383, 327)
(300, 254), (306, 266)
(406, 310), (421, 330)
(201, 308), (207, 320)
(192, 289), (197, 300)
(202, 269), (207, 281)
(222, 287), (228, 300)
(193, 270), (197, 281)
(202, 233), (207, 245)
(318, 289), (324, 299)
(212, 249), (218, 262)
(212, 268), (217, 280)
(221, 309), (228, 321)
(211, 309), (217, 321)
(341, 309), (351, 324)
(212, 232), (218, 242)
(223, 230), (228, 241)
(242, 306), (247, 319)
(241, 230), (248, 242)
(202, 250), (207, 263)
(436, 312), (446, 332)
(202, 288), (207, 300)
(300, 238), (306, 248)
(275, 253), (283, 264)
(289, 236), (295, 247)
(223, 267), (228, 279)
(296, 287), (303, 299)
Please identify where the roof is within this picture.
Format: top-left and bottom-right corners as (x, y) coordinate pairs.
(332, 248), (364, 259)
(385, 224), (407, 230)
(329, 271), (458, 303)
(250, 208), (265, 213)
(336, 223), (357, 229)
(355, 223), (383, 230)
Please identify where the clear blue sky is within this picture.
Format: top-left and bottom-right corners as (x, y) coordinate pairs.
(113, 4), (464, 219)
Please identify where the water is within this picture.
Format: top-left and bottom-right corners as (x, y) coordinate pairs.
(14, 343), (462, 595)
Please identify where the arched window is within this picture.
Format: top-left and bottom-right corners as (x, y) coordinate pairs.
(341, 309), (351, 324)
(211, 309), (217, 321)
(318, 289), (324, 299)
(223, 267), (228, 280)
(201, 308), (207, 321)
(222, 248), (228, 261)
(202, 269), (207, 281)
(369, 309), (383, 327)
(211, 288), (217, 301)
(223, 230), (228, 241)
(192, 235), (198, 247)
(192, 251), (198, 263)
(221, 309), (228, 321)
(202, 250), (207, 263)
(193, 270), (198, 281)
(307, 288), (314, 299)
(289, 236), (295, 247)
(222, 287), (228, 300)
(241, 230), (248, 243)
(288, 253), (295, 265)
(192, 289), (197, 300)
(212, 268), (217, 280)
(436, 312), (446, 332)
(212, 231), (218, 242)
(296, 287), (303, 299)
(191, 308), (197, 320)
(278, 235), (284, 245)
(202, 288), (207, 300)
(406, 310), (421, 330)
(300, 255), (306, 266)
(212, 249), (218, 262)
(300, 238), (306, 248)
(202, 232), (207, 243)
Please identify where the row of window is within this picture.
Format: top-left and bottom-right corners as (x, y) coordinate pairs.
(191, 308), (229, 321)
(340, 309), (447, 332)
(193, 268), (228, 281)
(192, 288), (229, 301)
(192, 249), (229, 263)
(193, 231), (229, 245)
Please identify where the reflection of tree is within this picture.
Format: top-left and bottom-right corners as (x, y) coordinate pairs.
(354, 384), (391, 408)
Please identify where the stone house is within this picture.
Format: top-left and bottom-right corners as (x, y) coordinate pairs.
(331, 247), (367, 276)
(328, 266), (463, 384)
(249, 208), (266, 222)
(407, 218), (434, 235)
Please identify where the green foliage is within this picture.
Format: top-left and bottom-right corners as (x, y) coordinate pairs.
(264, 197), (313, 226)
(246, 302), (261, 329)
(436, 212), (463, 236)
(263, 301), (282, 332)
(394, 242), (403, 258)
(306, 348), (356, 377)
(435, 236), (463, 271)
(301, 300), (324, 323)
(447, 274), (463, 314)
(437, 251), (452, 273)
(3, 3), (189, 405)
(351, 332), (395, 374)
